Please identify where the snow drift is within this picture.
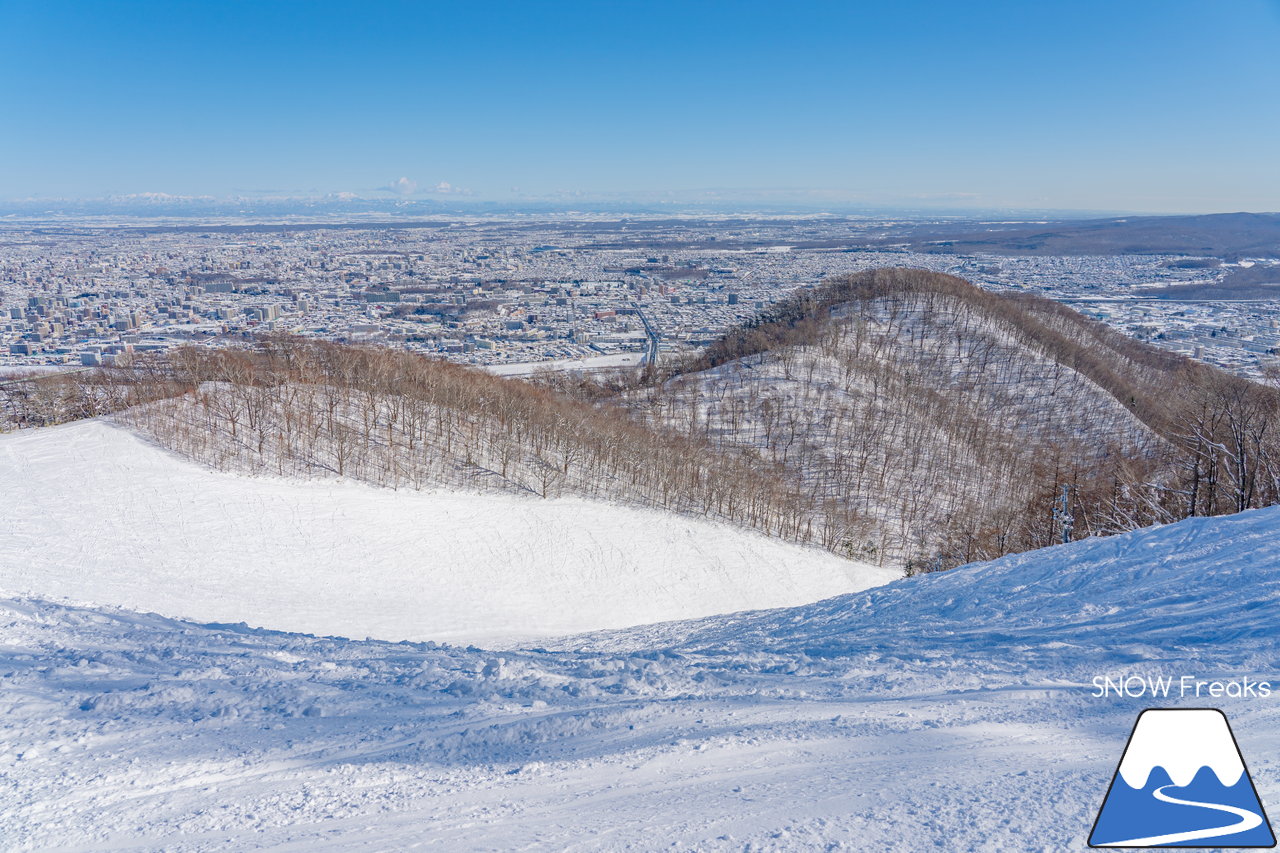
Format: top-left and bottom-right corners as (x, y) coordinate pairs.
(0, 420), (896, 644)
(2, 501), (1279, 849)
(578, 502), (1280, 656)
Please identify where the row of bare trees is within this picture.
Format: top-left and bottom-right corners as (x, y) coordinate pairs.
(1163, 372), (1280, 518)
(88, 338), (853, 550)
(0, 362), (184, 428)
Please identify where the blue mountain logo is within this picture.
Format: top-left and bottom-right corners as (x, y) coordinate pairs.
(1090, 708), (1275, 848)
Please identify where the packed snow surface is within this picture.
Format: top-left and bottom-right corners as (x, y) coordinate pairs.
(0, 420), (894, 644)
(3, 496), (1279, 850)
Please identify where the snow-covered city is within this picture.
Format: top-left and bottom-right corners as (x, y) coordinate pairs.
(5, 217), (1280, 377)
(4, 1), (1280, 851)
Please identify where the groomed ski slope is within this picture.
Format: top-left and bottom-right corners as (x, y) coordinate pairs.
(0, 420), (896, 645)
(3, 504), (1278, 850)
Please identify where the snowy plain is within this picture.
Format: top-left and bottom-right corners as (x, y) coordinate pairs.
(3, 423), (1280, 850)
(0, 420), (894, 646)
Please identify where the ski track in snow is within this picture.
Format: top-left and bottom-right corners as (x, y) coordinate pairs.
(0, 593), (1135, 851)
(3, 424), (1280, 850)
(1099, 784), (1264, 847)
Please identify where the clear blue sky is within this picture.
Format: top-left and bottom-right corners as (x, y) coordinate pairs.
(2, 0), (1278, 212)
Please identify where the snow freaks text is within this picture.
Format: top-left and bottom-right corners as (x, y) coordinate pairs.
(1091, 675), (1273, 700)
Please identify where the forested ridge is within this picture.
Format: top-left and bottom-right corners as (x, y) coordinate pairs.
(5, 267), (1277, 571)
(623, 269), (1280, 568)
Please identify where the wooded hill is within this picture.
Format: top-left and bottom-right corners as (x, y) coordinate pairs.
(3, 340), (826, 549)
(5, 267), (1277, 572)
(624, 268), (1280, 569)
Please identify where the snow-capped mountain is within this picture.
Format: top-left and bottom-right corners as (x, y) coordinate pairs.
(1118, 709), (1246, 790)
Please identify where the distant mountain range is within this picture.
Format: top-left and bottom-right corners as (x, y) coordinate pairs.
(6, 199), (1277, 252)
(900, 212), (1280, 259)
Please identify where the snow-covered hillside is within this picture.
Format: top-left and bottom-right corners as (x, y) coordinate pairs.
(629, 274), (1163, 567)
(574, 502), (1280, 656)
(0, 420), (895, 645)
(4, 506), (1278, 850)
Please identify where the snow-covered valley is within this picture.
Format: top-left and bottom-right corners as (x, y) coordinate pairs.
(3, 441), (1279, 850)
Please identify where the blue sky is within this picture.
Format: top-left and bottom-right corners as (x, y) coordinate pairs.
(1, 0), (1278, 212)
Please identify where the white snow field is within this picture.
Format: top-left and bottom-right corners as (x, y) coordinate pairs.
(3, 499), (1279, 850)
(0, 420), (896, 645)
